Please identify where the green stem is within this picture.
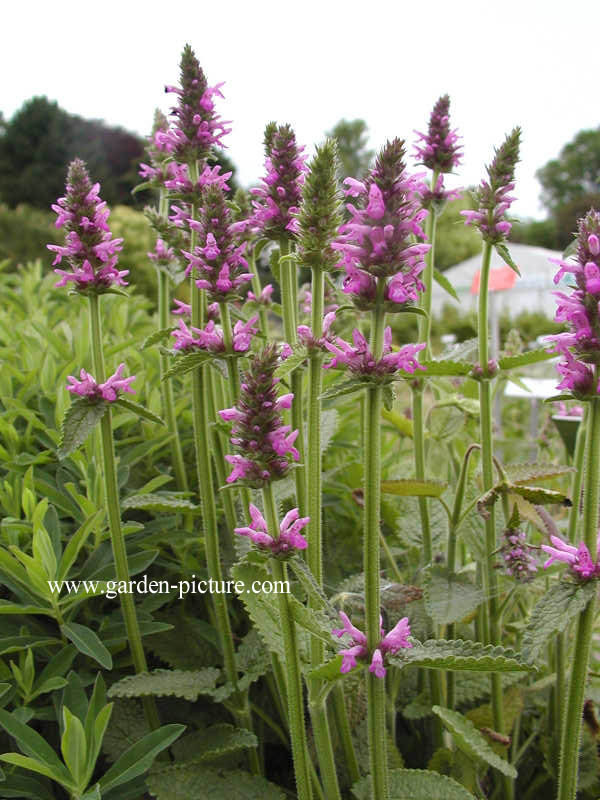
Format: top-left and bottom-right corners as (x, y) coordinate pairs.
(249, 251), (269, 337)
(88, 294), (160, 732)
(418, 169), (439, 358)
(331, 685), (361, 785)
(306, 265), (341, 800)
(477, 240), (509, 799)
(262, 485), (314, 800)
(364, 280), (389, 800)
(557, 397), (600, 800)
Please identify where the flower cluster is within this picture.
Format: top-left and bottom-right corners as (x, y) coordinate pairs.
(414, 95), (462, 173)
(332, 139), (430, 311)
(324, 327), (425, 379)
(158, 44), (231, 163)
(332, 612), (412, 678)
(417, 174), (461, 212)
(218, 345), (299, 487)
(461, 128), (521, 243)
(138, 109), (179, 189)
(542, 533), (600, 580)
(498, 525), (537, 581)
(183, 185), (253, 302)
(66, 363), (135, 402)
(546, 211), (600, 397)
(251, 123), (307, 239)
(47, 159), (127, 292)
(172, 316), (257, 353)
(235, 504), (309, 555)
(296, 139), (343, 272)
(247, 284), (274, 305)
(298, 310), (338, 351)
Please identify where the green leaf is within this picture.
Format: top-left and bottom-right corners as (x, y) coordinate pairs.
(384, 304), (428, 317)
(0, 635), (61, 655)
(522, 581), (597, 661)
(508, 483), (571, 507)
(545, 393), (578, 404)
(61, 706), (87, 788)
(61, 623), (112, 670)
(352, 768), (475, 799)
(495, 243), (521, 276)
(504, 462), (575, 484)
(287, 555), (329, 610)
(433, 269), (459, 302)
(172, 724), (257, 763)
(0, 772), (57, 799)
(147, 763), (286, 799)
(389, 639), (534, 673)
(412, 360), (472, 377)
(99, 724), (185, 793)
(108, 668), (221, 702)
(321, 378), (367, 401)
(0, 709), (72, 784)
(231, 561), (284, 658)
(381, 479), (447, 498)
(162, 351), (212, 380)
(142, 327), (175, 350)
(113, 398), (165, 426)
(274, 347), (307, 379)
(58, 511), (103, 582)
(382, 408), (413, 437)
(432, 706), (517, 778)
(121, 494), (200, 514)
(423, 566), (484, 625)
(58, 399), (108, 459)
(498, 348), (554, 370)
(0, 753), (74, 789)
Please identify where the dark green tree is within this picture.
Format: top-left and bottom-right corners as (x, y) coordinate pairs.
(326, 118), (374, 180)
(537, 128), (600, 248)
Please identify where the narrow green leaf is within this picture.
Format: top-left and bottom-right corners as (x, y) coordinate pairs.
(320, 379), (367, 402)
(274, 347), (308, 379)
(162, 351), (212, 380)
(433, 268), (460, 301)
(58, 511), (103, 582)
(498, 348), (554, 370)
(495, 243), (521, 276)
(61, 707), (87, 787)
(121, 494), (200, 514)
(61, 623), (112, 670)
(113, 398), (165, 426)
(0, 753), (74, 789)
(433, 705), (517, 778)
(410, 359), (472, 377)
(99, 724), (185, 793)
(142, 327), (175, 350)
(58, 399), (108, 459)
(0, 709), (72, 782)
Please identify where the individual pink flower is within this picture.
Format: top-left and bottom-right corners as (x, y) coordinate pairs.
(235, 503), (309, 555)
(332, 612), (412, 677)
(247, 284), (274, 305)
(171, 316), (258, 354)
(324, 326), (425, 379)
(541, 533), (600, 580)
(66, 363), (135, 402)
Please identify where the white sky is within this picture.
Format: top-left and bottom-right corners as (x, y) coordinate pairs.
(3, 0), (598, 218)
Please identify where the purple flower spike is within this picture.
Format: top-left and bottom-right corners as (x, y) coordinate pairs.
(218, 346), (300, 487)
(332, 612), (412, 678)
(332, 139), (430, 311)
(324, 326), (425, 380)
(67, 363), (135, 403)
(460, 128), (520, 245)
(414, 95), (462, 173)
(498, 513), (538, 582)
(546, 210), (600, 397)
(541, 531), (600, 580)
(171, 316), (258, 354)
(48, 159), (128, 294)
(234, 503), (309, 555)
(250, 123), (308, 240)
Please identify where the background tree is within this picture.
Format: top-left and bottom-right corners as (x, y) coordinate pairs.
(326, 118), (374, 180)
(536, 127), (600, 248)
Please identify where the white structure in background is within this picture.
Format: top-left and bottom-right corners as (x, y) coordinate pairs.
(430, 242), (566, 320)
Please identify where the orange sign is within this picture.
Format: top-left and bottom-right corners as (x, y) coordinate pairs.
(470, 265), (517, 294)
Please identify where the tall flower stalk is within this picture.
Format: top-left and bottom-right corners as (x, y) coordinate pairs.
(332, 139), (428, 799)
(297, 140), (344, 799)
(49, 159), (160, 731)
(464, 128), (521, 799)
(538, 211), (600, 800)
(220, 346), (313, 800)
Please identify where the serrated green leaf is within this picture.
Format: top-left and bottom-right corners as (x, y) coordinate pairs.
(142, 327), (176, 350)
(410, 360), (472, 377)
(504, 462), (575, 485)
(382, 479), (447, 498)
(162, 351), (212, 380)
(61, 623), (112, 670)
(321, 378), (367, 401)
(274, 347), (307, 379)
(509, 483), (571, 507)
(231, 561), (284, 658)
(172, 724), (257, 763)
(382, 408), (413, 437)
(498, 348), (554, 370)
(352, 767), (475, 799)
(114, 398), (165, 426)
(58, 399), (108, 459)
(522, 581), (597, 661)
(147, 763), (286, 799)
(432, 706), (517, 778)
(389, 639), (534, 673)
(107, 668), (220, 702)
(433, 268), (460, 302)
(423, 567), (484, 625)
(121, 494), (200, 514)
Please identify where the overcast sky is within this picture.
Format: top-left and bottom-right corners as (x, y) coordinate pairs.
(3, 0), (598, 218)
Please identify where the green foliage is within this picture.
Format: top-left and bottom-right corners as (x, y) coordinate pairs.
(147, 763), (286, 799)
(108, 669), (221, 702)
(390, 639), (534, 673)
(352, 768), (476, 799)
(58, 397), (108, 459)
(432, 706), (517, 778)
(423, 566), (484, 625)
